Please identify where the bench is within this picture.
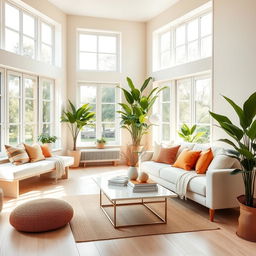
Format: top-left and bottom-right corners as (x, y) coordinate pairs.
(0, 156), (74, 198)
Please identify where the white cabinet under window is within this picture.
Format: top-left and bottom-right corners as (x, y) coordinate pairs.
(78, 83), (120, 145)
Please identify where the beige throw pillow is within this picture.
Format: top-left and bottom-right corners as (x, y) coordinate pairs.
(24, 143), (45, 162)
(207, 154), (237, 170)
(5, 145), (30, 165)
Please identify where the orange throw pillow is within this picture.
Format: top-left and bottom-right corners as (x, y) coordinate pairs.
(173, 149), (201, 170)
(24, 143), (45, 162)
(156, 145), (180, 165)
(195, 148), (214, 174)
(41, 144), (52, 158)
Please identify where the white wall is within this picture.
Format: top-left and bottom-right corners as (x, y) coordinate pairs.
(66, 15), (146, 151)
(212, 0), (256, 143)
(0, 0), (67, 153)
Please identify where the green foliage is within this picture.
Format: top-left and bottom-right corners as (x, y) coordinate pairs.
(178, 124), (205, 143)
(209, 92), (256, 207)
(38, 134), (57, 144)
(61, 100), (95, 150)
(117, 77), (166, 147)
(96, 137), (106, 144)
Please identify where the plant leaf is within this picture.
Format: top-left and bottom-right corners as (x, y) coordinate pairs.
(140, 77), (152, 92)
(243, 92), (256, 126)
(126, 77), (135, 90)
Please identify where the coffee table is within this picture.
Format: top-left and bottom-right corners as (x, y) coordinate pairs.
(93, 176), (177, 228)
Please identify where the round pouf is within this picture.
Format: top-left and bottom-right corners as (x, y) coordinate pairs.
(0, 188), (3, 213)
(9, 198), (73, 232)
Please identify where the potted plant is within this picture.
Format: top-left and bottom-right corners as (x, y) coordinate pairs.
(38, 134), (57, 151)
(178, 124), (205, 143)
(117, 77), (166, 177)
(96, 138), (106, 149)
(209, 92), (256, 241)
(61, 100), (95, 167)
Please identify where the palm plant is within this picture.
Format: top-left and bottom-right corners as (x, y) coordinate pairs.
(209, 92), (256, 207)
(117, 77), (166, 147)
(61, 100), (95, 151)
(178, 124), (205, 143)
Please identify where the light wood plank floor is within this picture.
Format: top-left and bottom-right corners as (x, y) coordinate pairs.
(1, 165), (255, 256)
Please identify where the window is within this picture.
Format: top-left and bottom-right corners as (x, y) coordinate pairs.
(154, 10), (212, 70)
(0, 69), (4, 151)
(155, 74), (211, 143)
(2, 1), (57, 65)
(78, 31), (119, 71)
(78, 83), (120, 145)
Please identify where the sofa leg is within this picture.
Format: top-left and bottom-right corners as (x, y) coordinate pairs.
(209, 208), (215, 222)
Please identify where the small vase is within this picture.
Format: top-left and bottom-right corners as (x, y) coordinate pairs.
(127, 166), (138, 180)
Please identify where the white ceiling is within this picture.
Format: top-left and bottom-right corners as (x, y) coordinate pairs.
(48, 0), (179, 22)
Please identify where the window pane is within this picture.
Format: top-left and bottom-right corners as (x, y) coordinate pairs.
(177, 79), (191, 100)
(9, 98), (20, 123)
(176, 45), (186, 64)
(9, 125), (19, 145)
(99, 36), (116, 53)
(79, 52), (97, 70)
(201, 13), (212, 37)
(80, 85), (96, 103)
(102, 104), (115, 122)
(79, 34), (97, 52)
(42, 124), (50, 135)
(25, 77), (37, 98)
(160, 31), (170, 52)
(25, 125), (36, 144)
(162, 87), (170, 102)
(25, 100), (36, 123)
(5, 4), (19, 30)
(81, 126), (96, 142)
(41, 22), (52, 45)
(188, 41), (199, 61)
(8, 75), (20, 97)
(41, 44), (52, 64)
(196, 125), (210, 143)
(175, 25), (185, 46)
(102, 87), (115, 103)
(98, 54), (116, 71)
(5, 29), (19, 54)
(201, 36), (212, 57)
(23, 13), (35, 37)
(178, 101), (191, 123)
(43, 101), (51, 122)
(187, 19), (198, 42)
(42, 80), (52, 100)
(23, 36), (35, 58)
(160, 51), (171, 68)
(162, 124), (170, 141)
(102, 123), (115, 141)
(162, 103), (170, 122)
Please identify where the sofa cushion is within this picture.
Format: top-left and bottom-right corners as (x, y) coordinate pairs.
(24, 143), (45, 162)
(208, 154), (237, 170)
(156, 145), (180, 164)
(140, 161), (170, 177)
(159, 166), (187, 184)
(0, 156), (74, 180)
(187, 176), (206, 196)
(173, 149), (201, 170)
(5, 145), (30, 165)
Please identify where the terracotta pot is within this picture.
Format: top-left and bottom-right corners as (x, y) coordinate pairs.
(67, 150), (81, 168)
(237, 195), (256, 242)
(96, 143), (105, 149)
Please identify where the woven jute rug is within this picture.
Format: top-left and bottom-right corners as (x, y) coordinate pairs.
(64, 194), (218, 242)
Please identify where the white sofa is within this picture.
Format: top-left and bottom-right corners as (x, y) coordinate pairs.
(140, 143), (244, 221)
(0, 156), (74, 198)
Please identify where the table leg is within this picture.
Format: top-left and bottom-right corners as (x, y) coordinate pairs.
(113, 200), (117, 228)
(165, 197), (167, 223)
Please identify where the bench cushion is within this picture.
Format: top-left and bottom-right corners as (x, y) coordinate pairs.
(0, 156), (74, 180)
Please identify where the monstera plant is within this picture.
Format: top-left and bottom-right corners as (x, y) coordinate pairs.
(209, 92), (256, 241)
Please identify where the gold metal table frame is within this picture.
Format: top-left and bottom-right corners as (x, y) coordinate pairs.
(99, 189), (168, 228)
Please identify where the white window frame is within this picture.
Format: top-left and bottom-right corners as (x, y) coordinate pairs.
(77, 30), (120, 72)
(77, 82), (121, 146)
(0, 68), (5, 153)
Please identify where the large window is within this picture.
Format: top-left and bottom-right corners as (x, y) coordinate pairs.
(2, 1), (56, 65)
(0, 69), (56, 152)
(155, 74), (211, 143)
(78, 31), (120, 71)
(154, 10), (212, 70)
(78, 83), (120, 145)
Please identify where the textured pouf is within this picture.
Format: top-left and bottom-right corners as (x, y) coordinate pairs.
(0, 188), (3, 212)
(9, 198), (73, 232)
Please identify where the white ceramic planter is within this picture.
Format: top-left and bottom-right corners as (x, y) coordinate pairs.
(127, 166), (138, 180)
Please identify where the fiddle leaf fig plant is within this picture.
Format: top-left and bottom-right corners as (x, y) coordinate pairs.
(209, 92), (256, 207)
(117, 77), (166, 147)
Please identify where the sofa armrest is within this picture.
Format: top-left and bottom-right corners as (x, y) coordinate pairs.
(139, 151), (154, 162)
(206, 169), (244, 210)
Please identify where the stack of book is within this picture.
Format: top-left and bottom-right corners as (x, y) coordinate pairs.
(108, 176), (128, 186)
(128, 179), (158, 193)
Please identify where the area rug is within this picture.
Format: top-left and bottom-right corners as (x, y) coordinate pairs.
(64, 194), (219, 242)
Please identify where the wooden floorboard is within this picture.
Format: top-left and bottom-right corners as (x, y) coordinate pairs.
(1, 165), (255, 256)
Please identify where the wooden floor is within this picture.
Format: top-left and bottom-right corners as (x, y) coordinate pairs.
(1, 165), (255, 256)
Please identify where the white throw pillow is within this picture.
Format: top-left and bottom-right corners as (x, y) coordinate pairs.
(208, 154), (237, 170)
(151, 141), (174, 161)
